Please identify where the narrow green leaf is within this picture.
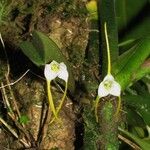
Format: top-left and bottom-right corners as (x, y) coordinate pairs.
(116, 0), (147, 31)
(132, 58), (150, 84)
(123, 94), (150, 125)
(113, 41), (138, 75)
(113, 37), (150, 90)
(132, 127), (145, 138)
(122, 16), (150, 41)
(126, 109), (145, 128)
(119, 127), (150, 150)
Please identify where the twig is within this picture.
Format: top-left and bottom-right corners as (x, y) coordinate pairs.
(7, 112), (32, 147)
(0, 33), (5, 49)
(0, 116), (31, 148)
(1, 82), (14, 114)
(38, 106), (52, 145)
(118, 134), (142, 150)
(29, 70), (45, 80)
(5, 74), (21, 119)
(37, 101), (48, 143)
(1, 91), (32, 148)
(0, 69), (30, 89)
(0, 33), (32, 148)
(0, 33), (10, 76)
(0, 117), (18, 138)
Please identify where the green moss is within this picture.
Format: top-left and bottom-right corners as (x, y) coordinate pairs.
(102, 101), (113, 121)
(83, 106), (100, 150)
(46, 0), (87, 18)
(98, 98), (119, 150)
(0, 0), (12, 24)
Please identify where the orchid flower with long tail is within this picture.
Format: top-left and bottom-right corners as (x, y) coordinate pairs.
(95, 22), (121, 122)
(44, 61), (68, 121)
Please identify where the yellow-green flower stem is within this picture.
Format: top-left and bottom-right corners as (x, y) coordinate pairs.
(94, 23), (121, 122)
(106, 22), (121, 117)
(50, 82), (68, 124)
(56, 82), (68, 115)
(46, 80), (57, 119)
(105, 22), (121, 117)
(95, 95), (100, 122)
(104, 22), (111, 75)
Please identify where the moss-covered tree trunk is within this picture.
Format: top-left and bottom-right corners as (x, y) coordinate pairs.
(98, 95), (120, 150)
(98, 0), (120, 149)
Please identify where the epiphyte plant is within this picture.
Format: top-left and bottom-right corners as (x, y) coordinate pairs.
(94, 22), (121, 122)
(44, 60), (69, 122)
(19, 30), (73, 122)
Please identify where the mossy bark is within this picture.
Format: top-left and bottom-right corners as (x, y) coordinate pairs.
(97, 1), (120, 148)
(98, 95), (120, 150)
(0, 0), (89, 149)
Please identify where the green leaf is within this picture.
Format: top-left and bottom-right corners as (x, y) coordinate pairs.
(132, 126), (145, 138)
(19, 41), (44, 65)
(20, 31), (67, 66)
(113, 37), (150, 90)
(116, 0), (147, 31)
(19, 115), (29, 124)
(122, 16), (150, 41)
(119, 127), (150, 150)
(123, 94), (150, 125)
(113, 40), (137, 75)
(126, 109), (146, 127)
(20, 31), (75, 92)
(132, 58), (150, 84)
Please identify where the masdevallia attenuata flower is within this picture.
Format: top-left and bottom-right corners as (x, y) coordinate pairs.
(44, 60), (68, 122)
(94, 22), (121, 122)
(44, 61), (68, 82)
(98, 74), (121, 98)
(95, 73), (121, 122)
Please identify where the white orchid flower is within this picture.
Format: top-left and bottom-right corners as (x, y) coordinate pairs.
(44, 60), (69, 123)
(95, 74), (121, 122)
(95, 22), (122, 122)
(98, 74), (121, 97)
(44, 60), (69, 82)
